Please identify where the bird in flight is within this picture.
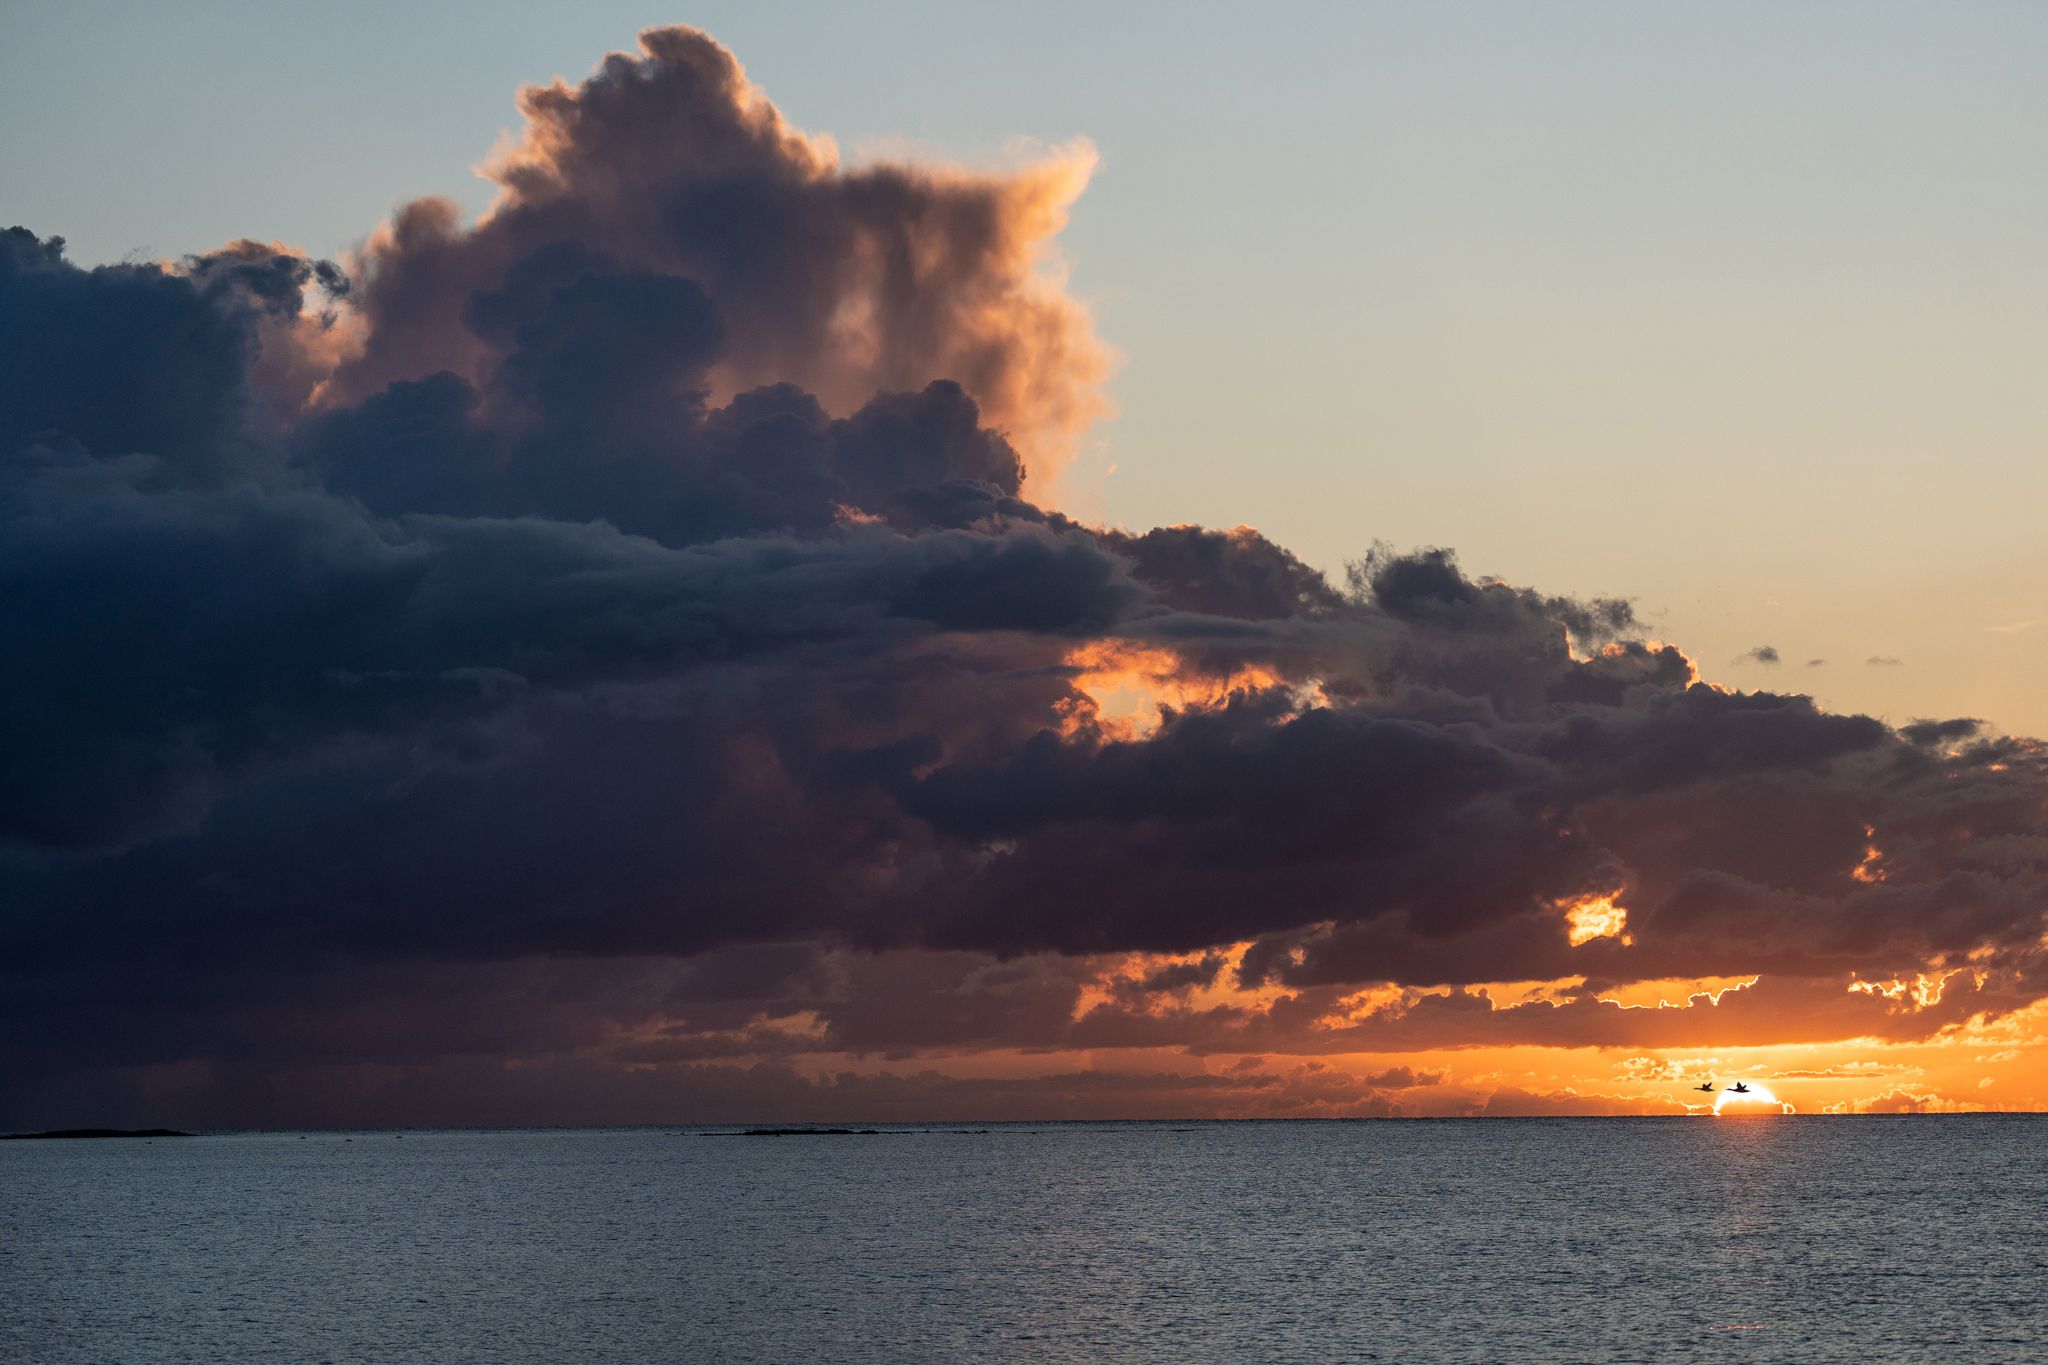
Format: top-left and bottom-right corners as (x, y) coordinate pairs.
(1729, 1082), (1751, 1095)
(1693, 1082), (1715, 1093)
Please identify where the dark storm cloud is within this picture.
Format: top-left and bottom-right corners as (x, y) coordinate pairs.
(1132, 953), (1228, 994)
(1899, 718), (1981, 747)
(6, 25), (2048, 1125)
(1103, 525), (1343, 620)
(0, 228), (262, 484)
(0, 423), (1138, 853)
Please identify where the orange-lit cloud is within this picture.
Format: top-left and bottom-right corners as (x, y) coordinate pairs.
(1059, 638), (1288, 739)
(1563, 894), (1631, 947)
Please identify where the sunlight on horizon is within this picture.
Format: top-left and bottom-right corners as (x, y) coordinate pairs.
(1714, 1082), (1789, 1117)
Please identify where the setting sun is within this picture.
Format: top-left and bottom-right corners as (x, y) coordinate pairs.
(1713, 1082), (1789, 1117)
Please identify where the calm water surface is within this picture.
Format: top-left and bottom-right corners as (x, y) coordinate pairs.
(3, 1118), (2043, 1362)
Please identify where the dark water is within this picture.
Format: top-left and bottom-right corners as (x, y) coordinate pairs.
(4, 1118), (2043, 1362)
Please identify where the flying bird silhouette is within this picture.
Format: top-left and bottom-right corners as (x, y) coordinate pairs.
(1729, 1082), (1751, 1095)
(1693, 1082), (1715, 1093)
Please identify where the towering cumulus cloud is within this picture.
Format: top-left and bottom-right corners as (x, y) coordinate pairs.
(320, 27), (1105, 483)
(4, 28), (2045, 1126)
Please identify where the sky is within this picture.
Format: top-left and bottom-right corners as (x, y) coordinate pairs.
(3, 4), (2046, 1125)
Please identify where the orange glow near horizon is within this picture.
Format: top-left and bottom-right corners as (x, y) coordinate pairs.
(1593, 976), (1759, 1009)
(663, 982), (2048, 1118)
(1044, 952), (2046, 1115)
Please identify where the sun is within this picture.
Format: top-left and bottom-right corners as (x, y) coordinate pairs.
(1712, 1082), (1786, 1116)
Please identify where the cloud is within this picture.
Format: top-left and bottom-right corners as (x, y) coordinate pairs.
(2, 229), (282, 486)
(319, 28), (1109, 490)
(1738, 645), (1781, 666)
(5, 25), (2048, 1125)
(1899, 718), (1982, 748)
(1867, 655), (1905, 667)
(1480, 1085), (1687, 1117)
(1770, 1062), (1910, 1079)
(1850, 1087), (1976, 1115)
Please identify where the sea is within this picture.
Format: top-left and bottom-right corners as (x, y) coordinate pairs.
(3, 1117), (2043, 1362)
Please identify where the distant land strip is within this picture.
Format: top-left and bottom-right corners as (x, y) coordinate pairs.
(1, 1128), (194, 1140)
(703, 1127), (885, 1138)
